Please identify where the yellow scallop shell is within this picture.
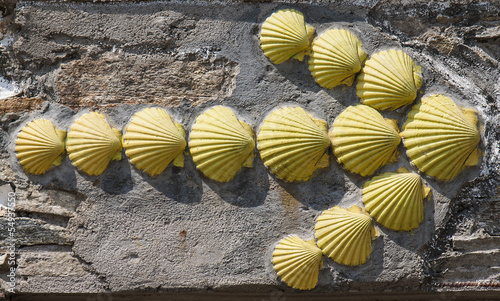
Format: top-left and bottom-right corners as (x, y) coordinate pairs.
(257, 106), (331, 182)
(66, 112), (122, 176)
(363, 167), (432, 231)
(272, 236), (323, 290)
(400, 94), (481, 181)
(189, 106), (255, 182)
(260, 9), (315, 64)
(309, 29), (367, 89)
(122, 108), (186, 176)
(15, 119), (66, 175)
(357, 50), (423, 111)
(315, 205), (379, 266)
(330, 105), (401, 176)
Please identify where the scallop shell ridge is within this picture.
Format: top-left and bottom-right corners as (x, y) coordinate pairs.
(272, 236), (323, 290)
(309, 28), (367, 89)
(401, 94), (481, 181)
(189, 106), (255, 182)
(363, 167), (431, 231)
(330, 105), (401, 176)
(357, 50), (422, 110)
(260, 9), (315, 64)
(315, 205), (379, 266)
(123, 108), (187, 176)
(15, 119), (66, 175)
(66, 112), (123, 176)
(257, 106), (331, 182)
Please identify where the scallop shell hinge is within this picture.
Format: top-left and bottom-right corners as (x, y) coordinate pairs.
(15, 119), (66, 175)
(257, 106), (331, 182)
(309, 28), (367, 89)
(315, 205), (379, 266)
(189, 106), (255, 182)
(260, 9), (315, 64)
(272, 235), (323, 290)
(357, 50), (422, 111)
(123, 108), (187, 176)
(401, 94), (481, 181)
(363, 167), (431, 231)
(330, 105), (401, 176)
(66, 112), (123, 176)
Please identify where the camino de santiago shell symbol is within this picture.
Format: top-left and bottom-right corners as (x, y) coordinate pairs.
(272, 235), (323, 290)
(309, 29), (367, 89)
(123, 108), (186, 176)
(401, 94), (481, 181)
(330, 105), (401, 176)
(357, 50), (423, 111)
(315, 205), (379, 266)
(189, 106), (255, 182)
(257, 106), (331, 182)
(66, 112), (123, 176)
(363, 167), (432, 231)
(260, 9), (315, 64)
(15, 119), (66, 175)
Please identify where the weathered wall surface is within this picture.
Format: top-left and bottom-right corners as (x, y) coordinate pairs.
(0, 0), (499, 299)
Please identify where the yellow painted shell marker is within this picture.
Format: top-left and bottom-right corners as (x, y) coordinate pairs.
(189, 106), (255, 182)
(272, 235), (323, 290)
(363, 167), (431, 231)
(309, 28), (367, 89)
(401, 94), (481, 181)
(260, 9), (315, 64)
(315, 205), (379, 266)
(66, 112), (122, 176)
(123, 108), (186, 176)
(258, 106), (331, 182)
(357, 49), (422, 111)
(16, 119), (66, 175)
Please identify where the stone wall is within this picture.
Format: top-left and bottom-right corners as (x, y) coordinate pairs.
(0, 0), (499, 299)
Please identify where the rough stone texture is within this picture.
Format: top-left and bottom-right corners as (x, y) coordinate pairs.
(0, 97), (43, 114)
(0, 0), (498, 299)
(432, 235), (500, 284)
(12, 246), (107, 294)
(57, 52), (238, 109)
(15, 188), (85, 218)
(0, 217), (72, 247)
